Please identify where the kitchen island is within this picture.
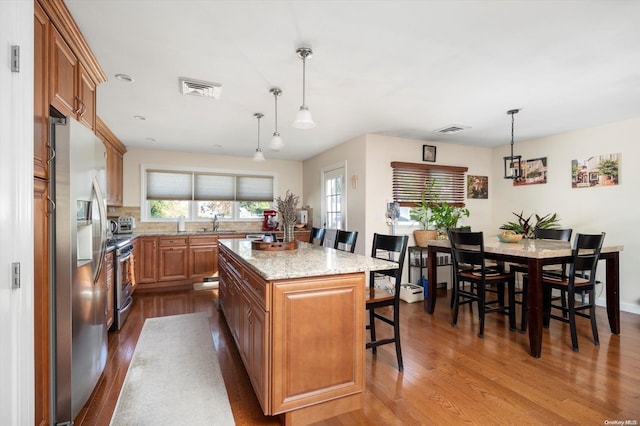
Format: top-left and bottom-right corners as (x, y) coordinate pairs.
(218, 239), (397, 426)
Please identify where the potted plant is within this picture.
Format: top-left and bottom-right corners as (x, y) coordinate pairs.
(411, 182), (438, 246)
(499, 211), (560, 238)
(430, 201), (470, 239)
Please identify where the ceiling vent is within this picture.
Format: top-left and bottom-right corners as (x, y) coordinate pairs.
(179, 77), (222, 99)
(434, 125), (470, 134)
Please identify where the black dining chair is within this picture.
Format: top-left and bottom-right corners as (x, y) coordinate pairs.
(524, 232), (605, 352)
(449, 229), (517, 338)
(366, 233), (408, 371)
(308, 227), (326, 246)
(512, 228), (572, 332)
(334, 230), (358, 253)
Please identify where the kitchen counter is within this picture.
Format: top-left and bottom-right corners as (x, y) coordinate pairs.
(219, 238), (397, 280)
(217, 240), (398, 424)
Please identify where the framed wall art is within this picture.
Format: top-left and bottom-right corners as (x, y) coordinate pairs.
(513, 157), (547, 186)
(467, 175), (488, 199)
(422, 145), (436, 162)
(571, 152), (620, 188)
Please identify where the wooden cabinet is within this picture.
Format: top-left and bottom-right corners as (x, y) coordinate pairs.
(34, 2), (50, 180)
(188, 235), (218, 280)
(96, 117), (126, 206)
(33, 178), (51, 426)
(138, 237), (158, 284)
(77, 63), (96, 129)
(158, 237), (189, 281)
(105, 250), (114, 330)
(49, 24), (77, 118)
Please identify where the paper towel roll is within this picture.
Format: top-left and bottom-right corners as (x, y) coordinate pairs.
(178, 216), (186, 232)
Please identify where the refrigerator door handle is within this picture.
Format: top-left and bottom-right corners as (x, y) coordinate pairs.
(91, 177), (108, 284)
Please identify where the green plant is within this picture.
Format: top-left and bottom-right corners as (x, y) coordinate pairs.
(431, 201), (470, 234)
(500, 211), (560, 238)
(410, 179), (436, 230)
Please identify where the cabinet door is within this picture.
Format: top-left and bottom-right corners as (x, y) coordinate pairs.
(34, 178), (51, 426)
(138, 237), (158, 283)
(105, 251), (114, 330)
(159, 246), (188, 281)
(245, 293), (269, 414)
(77, 63), (96, 130)
(188, 245), (218, 279)
(50, 25), (77, 117)
(105, 143), (123, 206)
(34, 3), (50, 180)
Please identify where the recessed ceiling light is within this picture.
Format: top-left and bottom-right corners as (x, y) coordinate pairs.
(213, 144), (222, 149)
(146, 137), (156, 142)
(134, 115), (146, 121)
(114, 73), (134, 82)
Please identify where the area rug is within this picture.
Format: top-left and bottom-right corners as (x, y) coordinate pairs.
(110, 313), (235, 425)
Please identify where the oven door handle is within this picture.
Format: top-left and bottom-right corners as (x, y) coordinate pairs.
(118, 252), (132, 263)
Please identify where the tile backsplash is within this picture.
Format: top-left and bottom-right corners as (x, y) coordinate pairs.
(107, 206), (263, 234)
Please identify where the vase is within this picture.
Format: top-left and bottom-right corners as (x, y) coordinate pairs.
(283, 224), (295, 242)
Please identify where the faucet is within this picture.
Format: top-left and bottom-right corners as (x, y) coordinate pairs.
(212, 214), (219, 231)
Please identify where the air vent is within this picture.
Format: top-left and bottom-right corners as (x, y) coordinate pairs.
(434, 125), (470, 134)
(179, 77), (222, 99)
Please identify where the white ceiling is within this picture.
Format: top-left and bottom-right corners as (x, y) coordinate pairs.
(65, 0), (640, 161)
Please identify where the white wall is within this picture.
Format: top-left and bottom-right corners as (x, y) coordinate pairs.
(492, 117), (640, 312)
(0, 1), (35, 424)
(122, 147), (303, 208)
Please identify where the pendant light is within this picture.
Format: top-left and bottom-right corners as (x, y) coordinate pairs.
(253, 113), (265, 161)
(269, 88), (284, 150)
(503, 108), (522, 180)
(292, 47), (316, 129)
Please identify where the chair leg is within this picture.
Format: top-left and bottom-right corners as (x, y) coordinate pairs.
(568, 292), (579, 352)
(520, 276), (528, 333)
(589, 289), (600, 346)
(452, 283), (460, 328)
(508, 279), (516, 332)
(368, 307), (377, 355)
(478, 285), (486, 338)
(393, 304), (403, 372)
(543, 286), (552, 328)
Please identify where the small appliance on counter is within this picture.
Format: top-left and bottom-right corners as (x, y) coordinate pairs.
(117, 215), (136, 234)
(262, 209), (278, 232)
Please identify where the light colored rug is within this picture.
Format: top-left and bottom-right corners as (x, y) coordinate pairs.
(110, 313), (235, 425)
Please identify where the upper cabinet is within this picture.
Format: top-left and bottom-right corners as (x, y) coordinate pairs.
(34, 2), (51, 180)
(49, 25), (77, 119)
(96, 117), (127, 206)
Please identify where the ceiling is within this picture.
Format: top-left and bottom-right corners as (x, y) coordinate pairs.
(65, 0), (640, 161)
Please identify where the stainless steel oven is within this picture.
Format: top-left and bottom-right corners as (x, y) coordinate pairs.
(110, 238), (134, 330)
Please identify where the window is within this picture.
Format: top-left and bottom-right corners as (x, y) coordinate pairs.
(143, 167), (275, 221)
(391, 162), (468, 207)
(322, 164), (345, 230)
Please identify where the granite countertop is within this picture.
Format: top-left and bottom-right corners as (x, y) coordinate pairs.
(219, 239), (398, 281)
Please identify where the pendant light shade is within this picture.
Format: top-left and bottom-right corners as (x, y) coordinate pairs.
(253, 113), (265, 161)
(503, 109), (522, 180)
(292, 47), (316, 129)
(269, 88), (284, 151)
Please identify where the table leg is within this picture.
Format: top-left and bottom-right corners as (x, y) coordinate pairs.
(423, 245), (438, 314)
(604, 252), (620, 334)
(526, 259), (543, 358)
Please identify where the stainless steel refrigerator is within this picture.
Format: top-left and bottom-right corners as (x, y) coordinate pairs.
(51, 116), (108, 424)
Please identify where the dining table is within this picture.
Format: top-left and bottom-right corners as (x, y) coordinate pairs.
(422, 236), (624, 358)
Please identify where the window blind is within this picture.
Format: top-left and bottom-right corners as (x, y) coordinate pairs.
(391, 162), (468, 207)
(146, 170), (274, 201)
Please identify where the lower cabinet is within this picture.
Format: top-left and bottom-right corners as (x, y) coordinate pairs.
(158, 237), (188, 281)
(137, 237), (158, 284)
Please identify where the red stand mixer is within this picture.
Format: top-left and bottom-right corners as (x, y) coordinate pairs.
(262, 209), (279, 231)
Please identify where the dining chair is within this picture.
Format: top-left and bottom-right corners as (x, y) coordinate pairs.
(334, 229), (358, 253)
(366, 233), (409, 371)
(448, 229), (517, 338)
(512, 228), (573, 332)
(308, 227), (326, 246)
(524, 232), (605, 352)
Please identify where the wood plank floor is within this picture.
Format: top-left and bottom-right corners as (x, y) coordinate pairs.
(75, 288), (640, 425)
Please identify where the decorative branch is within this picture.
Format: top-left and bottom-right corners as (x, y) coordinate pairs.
(275, 190), (299, 226)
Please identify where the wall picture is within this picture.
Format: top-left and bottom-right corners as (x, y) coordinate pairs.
(571, 153), (620, 188)
(513, 157), (547, 186)
(422, 145), (436, 162)
(467, 175), (488, 199)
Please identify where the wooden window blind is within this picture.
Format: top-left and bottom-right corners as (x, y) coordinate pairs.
(391, 162), (468, 207)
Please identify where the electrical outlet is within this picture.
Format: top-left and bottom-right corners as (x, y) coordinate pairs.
(12, 262), (20, 288)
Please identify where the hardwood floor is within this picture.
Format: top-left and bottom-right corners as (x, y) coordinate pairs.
(75, 288), (640, 425)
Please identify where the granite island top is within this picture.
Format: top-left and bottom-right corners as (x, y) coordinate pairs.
(220, 239), (399, 281)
